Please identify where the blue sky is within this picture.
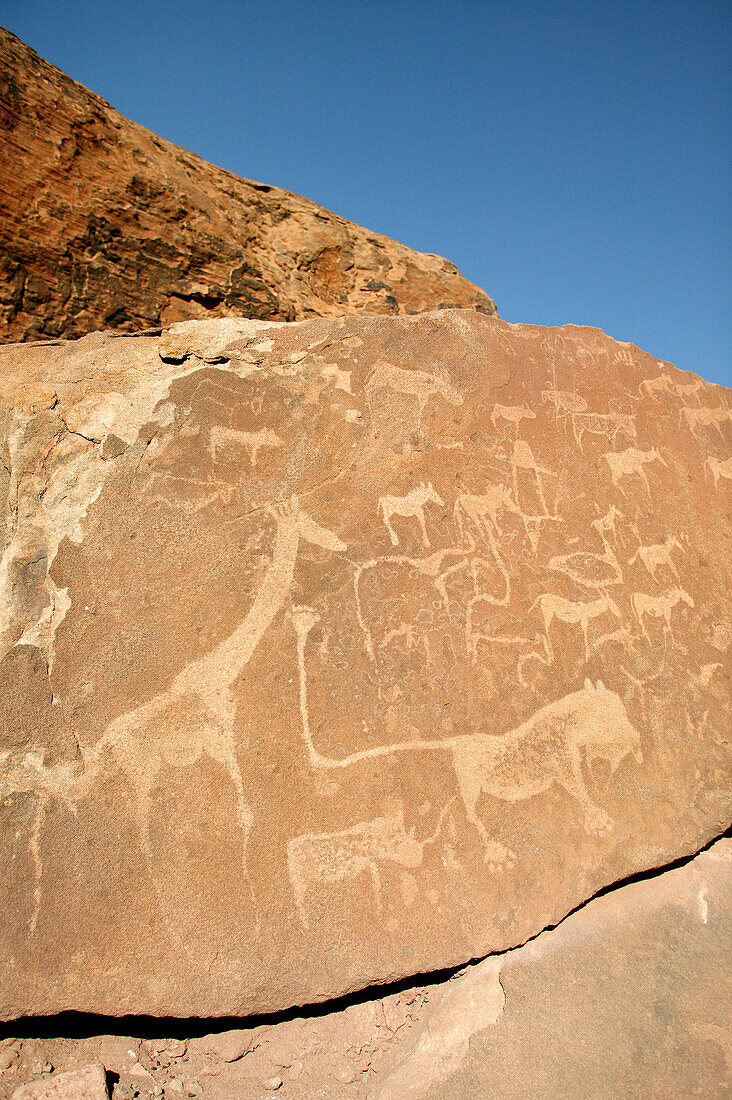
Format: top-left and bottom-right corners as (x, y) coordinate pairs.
(2, 1), (730, 386)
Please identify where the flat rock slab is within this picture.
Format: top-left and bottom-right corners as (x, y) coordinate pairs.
(0, 310), (729, 1019)
(11, 1063), (109, 1100)
(377, 838), (732, 1100)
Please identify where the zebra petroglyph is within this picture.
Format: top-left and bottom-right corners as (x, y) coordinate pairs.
(531, 592), (623, 661)
(208, 425), (282, 467)
(490, 403), (536, 437)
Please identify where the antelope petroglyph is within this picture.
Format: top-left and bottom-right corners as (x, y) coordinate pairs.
(629, 536), (685, 584)
(602, 447), (667, 498)
(679, 406), (732, 441)
(490, 404), (536, 437)
(705, 455), (732, 490)
(209, 425), (282, 466)
(570, 410), (637, 451)
(531, 592), (623, 661)
(378, 482), (444, 548)
(291, 610), (642, 865)
(287, 800), (454, 928)
(631, 588), (694, 646)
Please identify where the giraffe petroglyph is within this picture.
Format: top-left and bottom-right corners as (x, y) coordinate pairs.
(291, 610), (642, 866)
(378, 482), (444, 548)
(95, 499), (347, 886)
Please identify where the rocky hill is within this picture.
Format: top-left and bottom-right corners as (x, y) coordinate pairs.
(0, 27), (496, 343)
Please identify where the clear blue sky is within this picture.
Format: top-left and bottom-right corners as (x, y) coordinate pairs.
(2, 1), (730, 386)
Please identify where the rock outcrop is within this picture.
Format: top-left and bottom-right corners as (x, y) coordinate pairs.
(0, 310), (729, 1020)
(1, 840), (729, 1097)
(0, 28), (496, 344)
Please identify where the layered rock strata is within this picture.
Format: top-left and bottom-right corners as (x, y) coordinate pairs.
(0, 29), (496, 343)
(0, 310), (729, 1020)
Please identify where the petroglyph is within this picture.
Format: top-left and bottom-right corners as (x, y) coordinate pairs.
(511, 440), (556, 516)
(631, 588), (695, 647)
(453, 484), (521, 553)
(630, 537), (685, 584)
(570, 410), (637, 450)
(365, 361), (463, 425)
(705, 456), (732, 489)
(541, 388), (588, 419)
(95, 499), (346, 884)
(531, 592), (623, 661)
(378, 482), (444, 547)
(292, 612), (641, 861)
(287, 802), (453, 928)
(490, 403), (536, 436)
(679, 406), (732, 441)
(603, 447), (667, 498)
(208, 425), (282, 466)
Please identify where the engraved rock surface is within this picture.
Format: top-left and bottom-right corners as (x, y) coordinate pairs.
(0, 309), (729, 1020)
(0, 28), (495, 344)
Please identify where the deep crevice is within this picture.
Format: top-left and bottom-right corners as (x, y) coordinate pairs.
(2, 822), (729, 1042)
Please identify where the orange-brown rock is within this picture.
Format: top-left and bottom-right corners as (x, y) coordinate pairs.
(0, 310), (729, 1021)
(0, 28), (496, 344)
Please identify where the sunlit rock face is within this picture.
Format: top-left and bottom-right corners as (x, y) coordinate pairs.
(0, 309), (729, 1020)
(0, 28), (496, 344)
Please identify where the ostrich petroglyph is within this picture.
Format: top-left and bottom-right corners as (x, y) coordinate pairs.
(291, 609), (642, 866)
(378, 482), (444, 548)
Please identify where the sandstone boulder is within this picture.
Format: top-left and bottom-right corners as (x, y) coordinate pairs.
(0, 29), (495, 343)
(0, 310), (729, 1020)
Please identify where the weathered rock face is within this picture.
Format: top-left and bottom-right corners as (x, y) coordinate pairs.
(0, 29), (496, 343)
(0, 310), (729, 1020)
(378, 838), (732, 1100)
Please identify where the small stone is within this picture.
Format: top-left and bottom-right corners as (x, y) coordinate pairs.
(42, 1064), (53, 1074)
(0, 1047), (19, 1072)
(166, 1081), (183, 1096)
(184, 1083), (202, 1098)
(262, 1078), (282, 1092)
